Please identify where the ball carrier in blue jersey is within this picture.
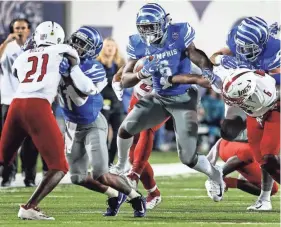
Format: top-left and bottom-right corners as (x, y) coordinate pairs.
(58, 26), (146, 217)
(114, 3), (225, 202)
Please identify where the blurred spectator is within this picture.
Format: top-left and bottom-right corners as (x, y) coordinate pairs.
(201, 88), (225, 148)
(0, 18), (47, 187)
(96, 37), (125, 165)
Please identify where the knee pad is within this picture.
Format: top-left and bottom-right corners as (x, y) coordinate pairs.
(70, 174), (87, 185)
(221, 117), (246, 141)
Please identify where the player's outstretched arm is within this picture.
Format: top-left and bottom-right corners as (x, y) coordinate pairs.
(210, 47), (233, 64)
(169, 74), (211, 88)
(121, 58), (140, 88)
(185, 43), (213, 70)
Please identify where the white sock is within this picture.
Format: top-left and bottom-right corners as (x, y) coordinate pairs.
(147, 185), (157, 193)
(192, 155), (222, 184)
(117, 136), (133, 168)
(259, 190), (271, 202)
(127, 189), (140, 200)
(104, 187), (119, 198)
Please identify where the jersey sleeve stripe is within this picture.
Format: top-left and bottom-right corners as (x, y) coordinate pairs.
(184, 26), (195, 48)
(127, 52), (137, 59)
(127, 43), (135, 51)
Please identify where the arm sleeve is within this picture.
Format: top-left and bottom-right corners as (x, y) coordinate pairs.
(267, 50), (281, 71)
(126, 35), (144, 60)
(180, 22), (195, 49)
(58, 44), (80, 65)
(70, 65), (99, 95)
(84, 62), (106, 83)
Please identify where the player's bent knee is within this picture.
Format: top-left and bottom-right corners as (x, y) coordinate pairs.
(118, 127), (133, 139)
(47, 163), (68, 174)
(221, 117), (246, 141)
(92, 168), (108, 180)
(70, 174), (87, 185)
(179, 151), (197, 167)
(262, 154), (280, 169)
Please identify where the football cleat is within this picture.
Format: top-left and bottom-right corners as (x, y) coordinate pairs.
(103, 192), (127, 216)
(247, 200), (272, 211)
(109, 163), (131, 175)
(18, 205), (55, 220)
(146, 195), (162, 210)
(128, 196), (146, 217)
(205, 166), (225, 202)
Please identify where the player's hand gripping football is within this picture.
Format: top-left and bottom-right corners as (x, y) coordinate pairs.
(137, 56), (159, 79)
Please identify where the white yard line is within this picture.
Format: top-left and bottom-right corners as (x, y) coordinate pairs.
(0, 161), (223, 188)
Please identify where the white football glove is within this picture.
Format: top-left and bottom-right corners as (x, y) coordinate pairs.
(95, 78), (108, 93)
(112, 81), (123, 101)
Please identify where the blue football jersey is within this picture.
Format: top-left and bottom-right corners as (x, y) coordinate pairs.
(127, 22), (195, 96)
(227, 26), (281, 72)
(58, 59), (106, 125)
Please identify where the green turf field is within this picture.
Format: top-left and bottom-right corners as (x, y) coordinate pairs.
(0, 174), (279, 227)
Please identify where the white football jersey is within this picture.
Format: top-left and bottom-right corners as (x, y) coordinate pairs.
(0, 40), (22, 105)
(133, 77), (153, 99)
(13, 44), (79, 104)
(238, 72), (277, 117)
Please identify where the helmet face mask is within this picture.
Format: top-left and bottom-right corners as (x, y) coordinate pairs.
(136, 3), (169, 45)
(235, 39), (262, 62)
(68, 28), (103, 59)
(137, 21), (164, 44)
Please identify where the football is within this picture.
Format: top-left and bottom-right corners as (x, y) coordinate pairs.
(133, 56), (153, 73)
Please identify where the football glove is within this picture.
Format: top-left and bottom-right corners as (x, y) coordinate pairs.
(137, 57), (159, 79)
(59, 57), (71, 77)
(269, 22), (280, 36)
(220, 55), (238, 69)
(112, 81), (123, 101)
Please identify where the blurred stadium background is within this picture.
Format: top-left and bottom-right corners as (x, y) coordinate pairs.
(0, 1), (280, 226)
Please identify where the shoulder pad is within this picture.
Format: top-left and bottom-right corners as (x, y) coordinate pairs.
(127, 34), (146, 59)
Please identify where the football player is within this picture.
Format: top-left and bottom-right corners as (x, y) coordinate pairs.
(58, 26), (146, 218)
(0, 21), (97, 220)
(111, 65), (165, 209)
(207, 106), (279, 211)
(209, 17), (280, 210)
(112, 3), (225, 202)
(111, 57), (210, 209)
(222, 68), (280, 210)
(168, 17), (280, 209)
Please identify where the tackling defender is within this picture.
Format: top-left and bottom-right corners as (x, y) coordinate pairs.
(58, 26), (146, 217)
(0, 21), (97, 220)
(206, 106), (279, 211)
(112, 3), (225, 202)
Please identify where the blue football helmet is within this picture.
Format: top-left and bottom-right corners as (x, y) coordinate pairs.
(136, 3), (170, 45)
(235, 17), (269, 62)
(68, 26), (103, 59)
